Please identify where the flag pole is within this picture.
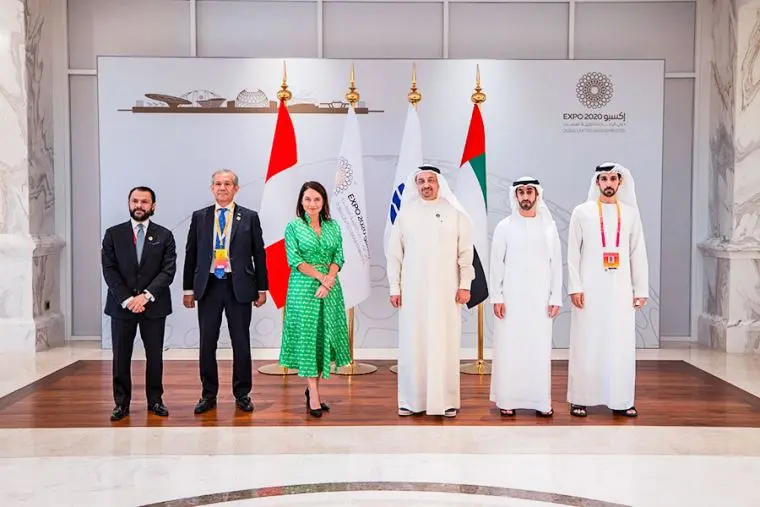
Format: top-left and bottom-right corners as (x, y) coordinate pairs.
(461, 65), (492, 376)
(390, 62), (422, 375)
(335, 63), (377, 376)
(258, 60), (298, 376)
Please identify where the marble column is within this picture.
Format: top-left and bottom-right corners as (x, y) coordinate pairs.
(26, 0), (64, 350)
(0, 0), (63, 353)
(699, 0), (760, 352)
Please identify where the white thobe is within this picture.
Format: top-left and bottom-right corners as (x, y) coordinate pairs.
(566, 200), (649, 409)
(386, 197), (475, 415)
(489, 215), (563, 412)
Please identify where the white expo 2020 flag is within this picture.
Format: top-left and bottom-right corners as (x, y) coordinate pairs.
(333, 105), (371, 308)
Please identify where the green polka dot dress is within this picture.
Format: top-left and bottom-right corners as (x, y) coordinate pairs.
(279, 216), (351, 378)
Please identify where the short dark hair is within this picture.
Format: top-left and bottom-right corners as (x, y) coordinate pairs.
(296, 181), (331, 222)
(128, 186), (156, 203)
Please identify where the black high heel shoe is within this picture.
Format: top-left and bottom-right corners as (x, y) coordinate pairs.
(304, 388), (323, 418)
(305, 387), (330, 412)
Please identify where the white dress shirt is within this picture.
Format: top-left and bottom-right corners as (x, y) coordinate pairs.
(131, 217), (150, 237)
(121, 218), (155, 308)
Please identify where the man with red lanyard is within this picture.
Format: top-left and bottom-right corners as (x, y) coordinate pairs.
(566, 162), (649, 418)
(101, 186), (177, 421)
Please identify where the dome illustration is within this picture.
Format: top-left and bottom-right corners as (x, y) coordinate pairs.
(235, 89), (269, 107)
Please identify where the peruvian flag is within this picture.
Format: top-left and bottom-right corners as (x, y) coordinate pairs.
(259, 100), (298, 309)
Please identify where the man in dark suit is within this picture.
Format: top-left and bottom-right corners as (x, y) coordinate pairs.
(183, 169), (268, 414)
(102, 186), (177, 421)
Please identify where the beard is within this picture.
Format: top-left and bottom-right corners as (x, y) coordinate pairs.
(519, 199), (535, 210)
(130, 208), (154, 222)
(601, 187), (617, 197)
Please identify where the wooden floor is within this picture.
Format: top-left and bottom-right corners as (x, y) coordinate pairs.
(0, 360), (759, 428)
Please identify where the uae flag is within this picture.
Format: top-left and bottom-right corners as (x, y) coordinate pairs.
(457, 103), (489, 309)
(259, 99), (298, 309)
(333, 105), (371, 308)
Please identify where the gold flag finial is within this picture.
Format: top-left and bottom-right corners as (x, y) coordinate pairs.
(277, 60), (292, 102)
(408, 62), (422, 107)
(472, 64), (486, 104)
(346, 62), (360, 107)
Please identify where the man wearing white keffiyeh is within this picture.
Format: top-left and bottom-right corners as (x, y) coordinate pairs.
(489, 177), (563, 418)
(386, 165), (475, 418)
(566, 162), (649, 418)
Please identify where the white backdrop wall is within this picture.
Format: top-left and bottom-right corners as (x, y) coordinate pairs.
(97, 57), (664, 349)
(66, 0), (697, 340)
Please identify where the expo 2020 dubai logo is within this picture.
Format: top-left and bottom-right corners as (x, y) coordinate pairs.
(576, 72), (614, 109)
(334, 156), (354, 195)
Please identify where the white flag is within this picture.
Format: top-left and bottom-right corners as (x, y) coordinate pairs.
(333, 106), (371, 308)
(384, 103), (423, 250)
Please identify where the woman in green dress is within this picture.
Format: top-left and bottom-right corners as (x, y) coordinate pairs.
(280, 181), (351, 418)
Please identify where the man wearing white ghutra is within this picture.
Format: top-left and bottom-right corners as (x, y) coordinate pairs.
(386, 165), (475, 418)
(566, 162), (649, 418)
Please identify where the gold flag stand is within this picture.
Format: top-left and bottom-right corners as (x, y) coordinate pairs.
(461, 65), (491, 376)
(333, 64), (377, 376)
(460, 304), (491, 375)
(258, 60), (298, 376)
(389, 63), (422, 376)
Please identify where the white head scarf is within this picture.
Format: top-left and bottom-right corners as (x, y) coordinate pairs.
(586, 162), (639, 210)
(509, 176), (556, 229)
(400, 165), (472, 221)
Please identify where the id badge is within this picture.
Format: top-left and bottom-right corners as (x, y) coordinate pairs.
(214, 248), (229, 269)
(603, 252), (620, 270)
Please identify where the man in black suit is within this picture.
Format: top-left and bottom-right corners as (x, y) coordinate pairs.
(183, 169), (268, 414)
(101, 186), (177, 421)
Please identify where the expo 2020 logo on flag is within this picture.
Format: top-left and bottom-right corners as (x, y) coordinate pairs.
(576, 72), (614, 109)
(334, 156), (354, 195)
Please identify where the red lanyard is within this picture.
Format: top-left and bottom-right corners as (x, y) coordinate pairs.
(597, 199), (621, 248)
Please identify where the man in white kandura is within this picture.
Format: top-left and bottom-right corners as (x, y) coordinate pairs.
(386, 165), (475, 418)
(566, 162), (649, 418)
(489, 177), (563, 417)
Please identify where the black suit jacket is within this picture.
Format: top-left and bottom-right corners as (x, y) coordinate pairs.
(183, 204), (268, 303)
(102, 221), (177, 319)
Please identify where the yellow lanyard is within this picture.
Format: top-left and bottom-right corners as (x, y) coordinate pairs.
(213, 204), (234, 249)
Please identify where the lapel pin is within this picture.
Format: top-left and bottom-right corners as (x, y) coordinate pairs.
(236, 215), (241, 221)
(148, 236), (153, 241)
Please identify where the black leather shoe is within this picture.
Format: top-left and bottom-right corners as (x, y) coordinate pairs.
(110, 405), (129, 421)
(148, 401), (169, 417)
(236, 396), (254, 412)
(194, 397), (217, 414)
